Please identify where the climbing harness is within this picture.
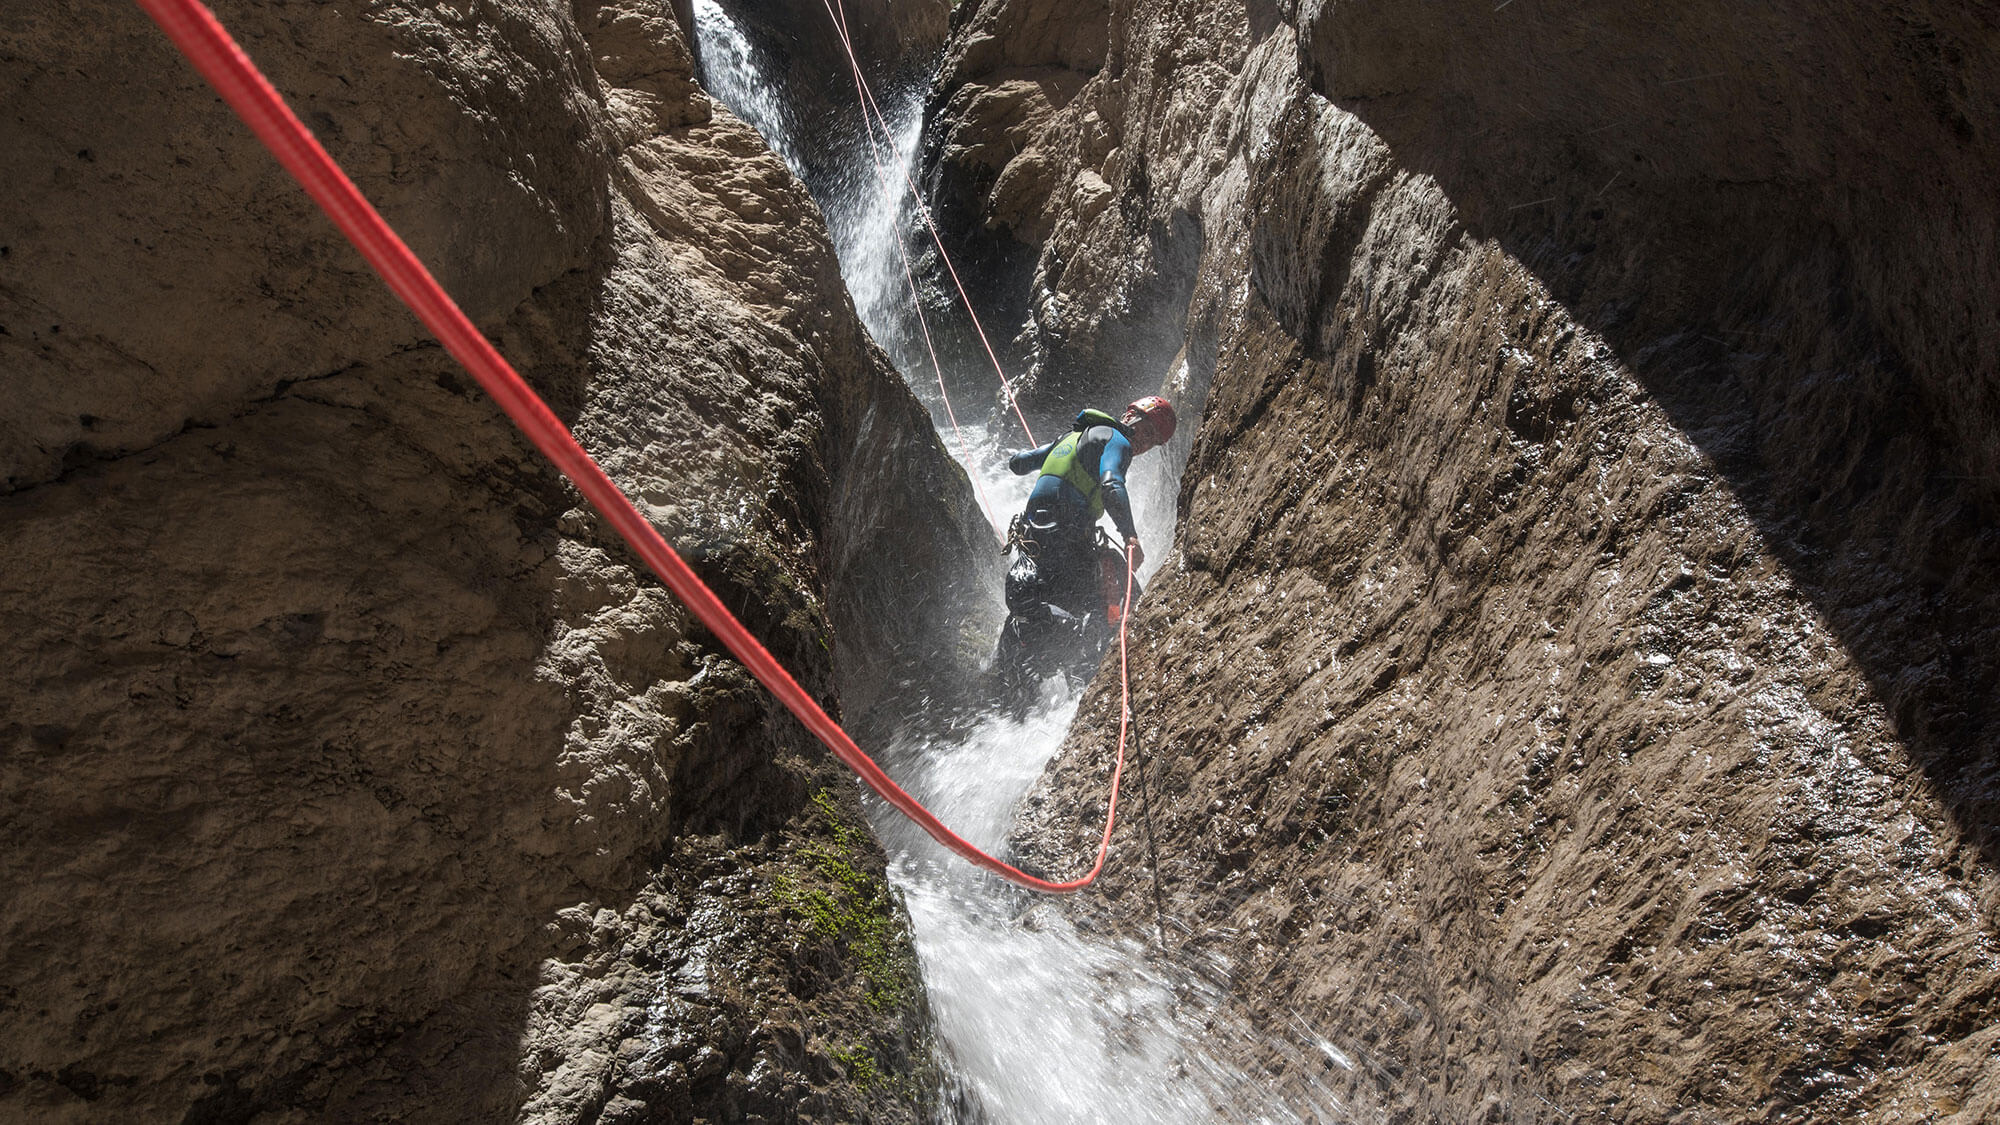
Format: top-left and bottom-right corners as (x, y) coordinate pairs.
(1034, 409), (1129, 521)
(132, 0), (1136, 893)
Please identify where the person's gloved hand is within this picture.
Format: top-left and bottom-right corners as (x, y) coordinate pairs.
(1124, 536), (1144, 571)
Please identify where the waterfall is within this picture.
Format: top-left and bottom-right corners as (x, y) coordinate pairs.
(689, 0), (804, 173)
(694, 5), (1360, 1120)
(692, 0), (928, 375)
(828, 96), (930, 378)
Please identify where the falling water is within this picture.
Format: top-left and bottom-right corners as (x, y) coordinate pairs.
(694, 4), (1364, 1120)
(688, 0), (804, 173)
(691, 0), (928, 372)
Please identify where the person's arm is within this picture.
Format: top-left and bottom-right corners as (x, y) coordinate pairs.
(1009, 442), (1056, 475)
(1098, 432), (1139, 542)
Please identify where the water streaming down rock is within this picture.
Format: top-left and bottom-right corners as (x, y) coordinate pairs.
(689, 0), (803, 173)
(695, 5), (1360, 1120)
(830, 95), (932, 382)
(692, 0), (930, 376)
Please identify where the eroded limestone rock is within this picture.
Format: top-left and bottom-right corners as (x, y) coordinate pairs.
(2, 0), (986, 1121)
(930, 1), (2000, 1120)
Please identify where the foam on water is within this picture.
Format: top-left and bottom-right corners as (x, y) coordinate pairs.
(867, 687), (1362, 1124)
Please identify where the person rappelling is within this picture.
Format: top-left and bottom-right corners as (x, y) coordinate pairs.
(996, 395), (1177, 700)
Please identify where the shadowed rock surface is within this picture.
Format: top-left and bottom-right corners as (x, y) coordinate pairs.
(2, 0), (992, 1121)
(927, 0), (2000, 1120)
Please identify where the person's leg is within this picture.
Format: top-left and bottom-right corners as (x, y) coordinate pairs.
(1047, 533), (1100, 618)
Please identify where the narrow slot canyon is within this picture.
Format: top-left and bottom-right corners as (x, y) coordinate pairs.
(4, 1), (1998, 1123)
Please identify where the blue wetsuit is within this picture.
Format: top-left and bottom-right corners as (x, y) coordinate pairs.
(1008, 422), (1138, 543)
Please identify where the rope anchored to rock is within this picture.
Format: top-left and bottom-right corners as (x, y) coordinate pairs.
(133, 0), (1137, 893)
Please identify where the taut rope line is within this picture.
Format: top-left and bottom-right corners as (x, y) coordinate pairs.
(133, 0), (1136, 893)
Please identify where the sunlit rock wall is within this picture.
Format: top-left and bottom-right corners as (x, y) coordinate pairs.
(929, 0), (2000, 1120)
(0, 0), (988, 1121)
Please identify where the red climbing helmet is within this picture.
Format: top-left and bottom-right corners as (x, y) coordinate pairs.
(1122, 394), (1177, 449)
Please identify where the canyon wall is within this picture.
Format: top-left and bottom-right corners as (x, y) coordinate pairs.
(928, 0), (2000, 1120)
(1, 0), (989, 1121)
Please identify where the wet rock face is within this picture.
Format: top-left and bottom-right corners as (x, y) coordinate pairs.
(2, 1), (978, 1121)
(932, 0), (2000, 1120)
(918, 0), (1121, 416)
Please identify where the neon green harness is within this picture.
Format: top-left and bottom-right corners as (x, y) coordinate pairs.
(1037, 409), (1122, 519)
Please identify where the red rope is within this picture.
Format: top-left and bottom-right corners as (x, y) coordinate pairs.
(133, 0), (1133, 892)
